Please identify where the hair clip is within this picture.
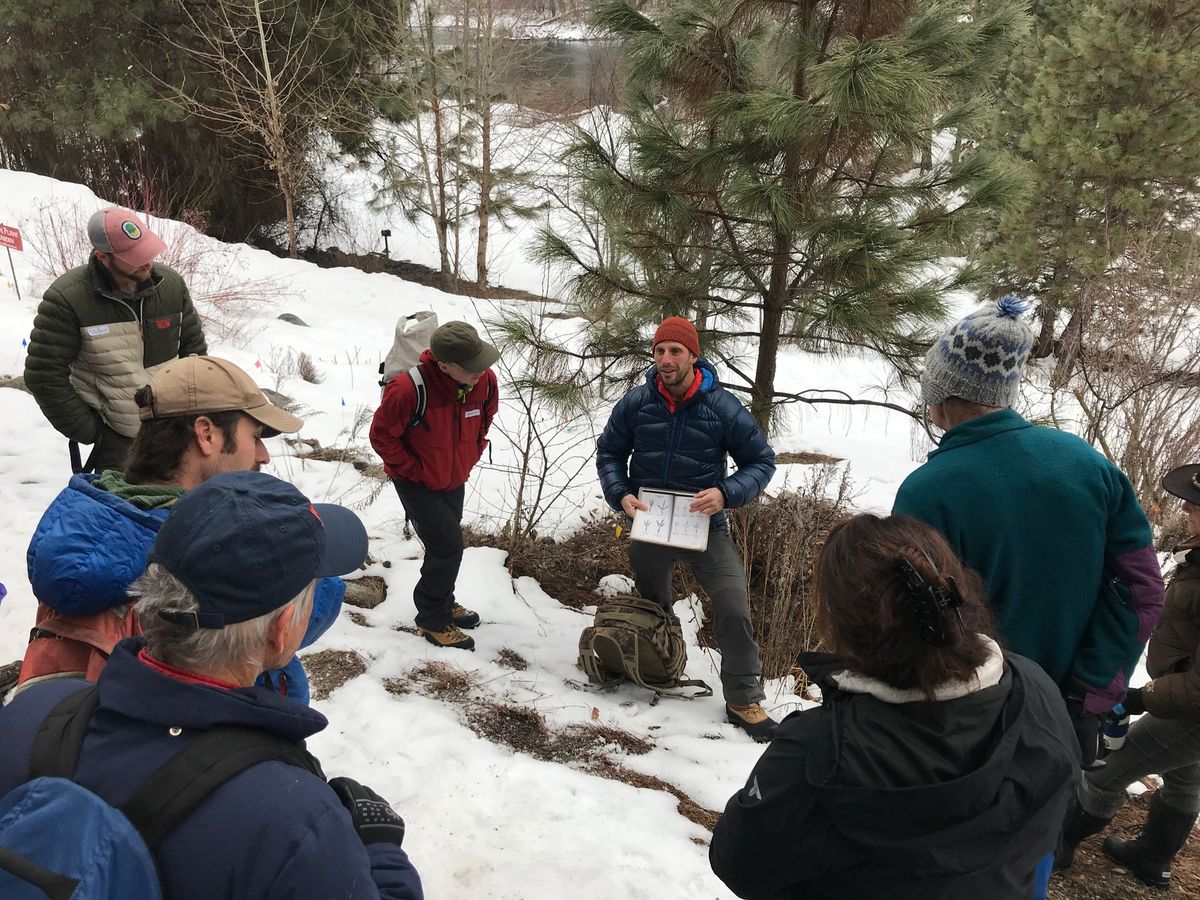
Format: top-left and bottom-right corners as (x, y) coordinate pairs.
(893, 557), (966, 645)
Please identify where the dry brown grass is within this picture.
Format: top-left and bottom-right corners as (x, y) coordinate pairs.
(296, 351), (324, 384)
(495, 648), (530, 671)
(472, 470), (853, 686)
(1050, 787), (1200, 900)
(302, 649), (368, 700)
(464, 514), (631, 610)
(285, 439), (388, 482)
(729, 465), (854, 682)
(389, 658), (718, 831)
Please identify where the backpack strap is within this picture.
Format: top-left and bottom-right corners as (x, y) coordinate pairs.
(120, 726), (324, 848)
(27, 686), (325, 851)
(28, 686), (101, 780)
(407, 366), (427, 429)
(0, 846), (79, 900)
(577, 628), (622, 687)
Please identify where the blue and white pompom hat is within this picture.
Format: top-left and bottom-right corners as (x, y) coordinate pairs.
(919, 295), (1035, 409)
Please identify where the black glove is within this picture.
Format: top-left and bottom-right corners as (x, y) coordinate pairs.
(1123, 687), (1146, 716)
(329, 777), (406, 848)
(1065, 698), (1102, 769)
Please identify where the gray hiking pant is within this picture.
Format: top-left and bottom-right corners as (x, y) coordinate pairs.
(1079, 713), (1200, 818)
(627, 529), (765, 706)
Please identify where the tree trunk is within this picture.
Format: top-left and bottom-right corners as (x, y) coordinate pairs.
(477, 99), (492, 287)
(1053, 286), (1092, 386)
(431, 93), (452, 288)
(1034, 308), (1056, 358)
(751, 14), (810, 430)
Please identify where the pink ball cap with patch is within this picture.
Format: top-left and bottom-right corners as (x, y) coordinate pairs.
(87, 208), (168, 268)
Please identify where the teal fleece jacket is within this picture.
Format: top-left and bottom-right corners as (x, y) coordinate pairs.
(894, 409), (1164, 712)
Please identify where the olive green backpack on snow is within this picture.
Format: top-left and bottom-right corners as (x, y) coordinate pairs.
(577, 595), (712, 702)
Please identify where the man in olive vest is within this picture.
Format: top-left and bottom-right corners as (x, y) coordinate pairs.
(24, 208), (207, 473)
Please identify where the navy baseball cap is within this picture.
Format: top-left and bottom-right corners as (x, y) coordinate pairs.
(147, 471), (368, 630)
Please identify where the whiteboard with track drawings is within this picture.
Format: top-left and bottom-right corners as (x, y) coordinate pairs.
(630, 488), (709, 552)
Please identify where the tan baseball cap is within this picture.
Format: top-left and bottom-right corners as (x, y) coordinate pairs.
(137, 356), (304, 437)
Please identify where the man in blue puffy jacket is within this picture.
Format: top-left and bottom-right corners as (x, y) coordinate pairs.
(596, 317), (778, 740)
(19, 356), (345, 703)
(0, 472), (423, 900)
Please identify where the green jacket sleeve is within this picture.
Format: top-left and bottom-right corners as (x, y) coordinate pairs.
(23, 287), (100, 444)
(178, 283), (207, 357)
(1145, 586), (1200, 720)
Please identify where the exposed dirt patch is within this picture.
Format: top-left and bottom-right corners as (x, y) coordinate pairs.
(391, 659), (716, 832)
(0, 375), (29, 393)
(301, 246), (554, 305)
(382, 678), (412, 696)
(464, 514), (630, 610)
(1050, 788), (1200, 899)
(286, 438), (387, 481)
(468, 487), (851, 686)
(775, 450), (844, 465)
(588, 754), (720, 832)
(495, 648), (529, 671)
(346, 610), (369, 627)
(303, 649), (368, 700)
(408, 660), (478, 702)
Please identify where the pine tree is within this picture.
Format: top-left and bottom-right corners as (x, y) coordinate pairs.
(532, 0), (1027, 428)
(984, 0), (1200, 371)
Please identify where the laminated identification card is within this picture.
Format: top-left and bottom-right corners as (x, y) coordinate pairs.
(629, 488), (709, 552)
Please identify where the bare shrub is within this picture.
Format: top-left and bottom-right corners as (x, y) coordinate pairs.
(472, 465), (855, 687)
(464, 512), (630, 609)
(296, 351), (324, 384)
(467, 308), (601, 556)
(24, 197), (284, 345)
(1045, 228), (1200, 524)
(728, 465), (855, 683)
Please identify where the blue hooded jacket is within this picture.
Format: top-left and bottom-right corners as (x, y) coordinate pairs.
(26, 474), (344, 703)
(0, 640), (422, 900)
(596, 360), (776, 530)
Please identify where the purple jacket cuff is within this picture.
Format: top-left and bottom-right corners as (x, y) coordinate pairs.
(1083, 544), (1165, 714)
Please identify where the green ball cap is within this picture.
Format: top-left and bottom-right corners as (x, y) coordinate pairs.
(430, 321), (500, 373)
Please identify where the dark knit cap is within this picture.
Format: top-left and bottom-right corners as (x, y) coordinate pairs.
(652, 317), (701, 358)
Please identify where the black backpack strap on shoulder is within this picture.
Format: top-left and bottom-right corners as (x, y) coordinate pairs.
(28, 686), (101, 780)
(120, 726), (324, 848)
(407, 366), (427, 429)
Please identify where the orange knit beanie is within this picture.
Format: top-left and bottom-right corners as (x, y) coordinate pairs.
(652, 317), (700, 358)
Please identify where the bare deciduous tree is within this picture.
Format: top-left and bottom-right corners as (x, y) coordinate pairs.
(1044, 228), (1200, 521)
(156, 0), (362, 257)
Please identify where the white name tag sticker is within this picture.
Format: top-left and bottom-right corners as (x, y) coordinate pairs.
(464, 409), (481, 418)
(85, 324), (110, 336)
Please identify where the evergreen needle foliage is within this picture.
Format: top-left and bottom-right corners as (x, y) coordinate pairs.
(983, 0), (1200, 365)
(533, 0), (1028, 428)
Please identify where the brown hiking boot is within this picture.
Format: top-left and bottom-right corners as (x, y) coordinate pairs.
(451, 604), (480, 629)
(419, 624), (476, 651)
(727, 702), (778, 743)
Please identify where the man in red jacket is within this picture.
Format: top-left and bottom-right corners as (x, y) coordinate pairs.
(370, 321), (499, 650)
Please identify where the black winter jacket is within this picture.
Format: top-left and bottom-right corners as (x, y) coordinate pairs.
(595, 361), (775, 530)
(710, 651), (1079, 899)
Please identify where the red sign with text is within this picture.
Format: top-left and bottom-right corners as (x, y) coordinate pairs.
(0, 224), (22, 252)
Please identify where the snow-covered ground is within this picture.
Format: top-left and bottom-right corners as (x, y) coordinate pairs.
(0, 166), (936, 897)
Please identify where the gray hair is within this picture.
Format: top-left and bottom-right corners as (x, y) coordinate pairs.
(131, 563), (314, 674)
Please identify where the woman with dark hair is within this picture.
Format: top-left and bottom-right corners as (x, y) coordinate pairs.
(1059, 464), (1200, 889)
(710, 514), (1079, 899)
